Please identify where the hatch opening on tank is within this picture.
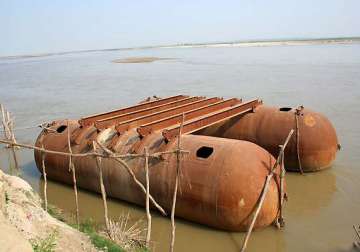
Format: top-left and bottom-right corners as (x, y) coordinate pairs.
(279, 107), (292, 112)
(56, 125), (67, 133)
(196, 146), (213, 159)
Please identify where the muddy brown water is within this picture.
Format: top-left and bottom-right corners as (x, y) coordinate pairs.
(0, 43), (360, 251)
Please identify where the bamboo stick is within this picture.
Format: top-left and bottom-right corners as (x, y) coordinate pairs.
(41, 143), (48, 212)
(93, 141), (110, 234)
(7, 111), (18, 146)
(95, 140), (167, 216)
(67, 121), (79, 228)
(1, 108), (20, 171)
(0, 104), (10, 141)
(9, 120), (19, 170)
(144, 147), (151, 247)
(295, 107), (304, 174)
(170, 113), (185, 252)
(240, 129), (294, 252)
(354, 225), (360, 240)
(278, 151), (286, 227)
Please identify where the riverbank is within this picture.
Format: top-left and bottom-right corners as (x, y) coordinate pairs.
(160, 37), (360, 49)
(0, 169), (98, 251)
(1, 37), (359, 60)
(0, 168), (151, 252)
(112, 57), (175, 63)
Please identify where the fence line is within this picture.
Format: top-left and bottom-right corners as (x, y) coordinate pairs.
(0, 103), (189, 251)
(0, 128), (186, 249)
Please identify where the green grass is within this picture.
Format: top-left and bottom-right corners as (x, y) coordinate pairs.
(45, 205), (148, 252)
(77, 219), (124, 252)
(30, 229), (58, 252)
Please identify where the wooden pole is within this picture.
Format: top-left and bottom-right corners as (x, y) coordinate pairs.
(6, 111), (18, 146)
(170, 113), (185, 252)
(67, 121), (80, 228)
(295, 107), (304, 174)
(278, 151), (286, 227)
(0, 104), (10, 141)
(354, 225), (360, 240)
(144, 147), (151, 247)
(240, 129), (294, 252)
(7, 112), (19, 171)
(95, 141), (167, 216)
(0, 106), (19, 171)
(41, 143), (48, 212)
(93, 141), (110, 234)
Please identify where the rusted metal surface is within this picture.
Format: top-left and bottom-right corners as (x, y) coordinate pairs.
(95, 96), (205, 129)
(79, 94), (188, 127)
(197, 105), (339, 172)
(115, 97), (223, 134)
(34, 120), (282, 231)
(137, 98), (242, 137)
(163, 99), (261, 141)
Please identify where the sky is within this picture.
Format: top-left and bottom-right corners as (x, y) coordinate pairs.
(1, 0), (360, 56)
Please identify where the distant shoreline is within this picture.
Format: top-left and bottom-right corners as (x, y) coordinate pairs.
(160, 37), (360, 49)
(1, 37), (360, 60)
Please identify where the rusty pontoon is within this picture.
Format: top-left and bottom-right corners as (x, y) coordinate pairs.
(34, 95), (339, 231)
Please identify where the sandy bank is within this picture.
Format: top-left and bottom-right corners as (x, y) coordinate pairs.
(112, 57), (174, 63)
(0, 170), (97, 252)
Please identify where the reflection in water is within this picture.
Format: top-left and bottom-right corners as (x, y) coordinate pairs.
(1, 44), (360, 251)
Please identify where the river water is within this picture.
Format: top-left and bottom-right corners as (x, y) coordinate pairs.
(0, 43), (360, 251)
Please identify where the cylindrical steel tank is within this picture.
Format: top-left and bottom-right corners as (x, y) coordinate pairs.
(196, 105), (339, 172)
(34, 120), (282, 231)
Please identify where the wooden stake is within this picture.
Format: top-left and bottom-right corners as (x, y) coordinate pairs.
(6, 111), (17, 146)
(278, 151), (286, 227)
(240, 129), (294, 252)
(8, 114), (19, 171)
(0, 104), (10, 141)
(170, 113), (185, 252)
(354, 225), (360, 240)
(41, 143), (48, 212)
(0, 105), (19, 171)
(93, 141), (110, 234)
(67, 120), (79, 228)
(295, 107), (304, 174)
(144, 147), (151, 247)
